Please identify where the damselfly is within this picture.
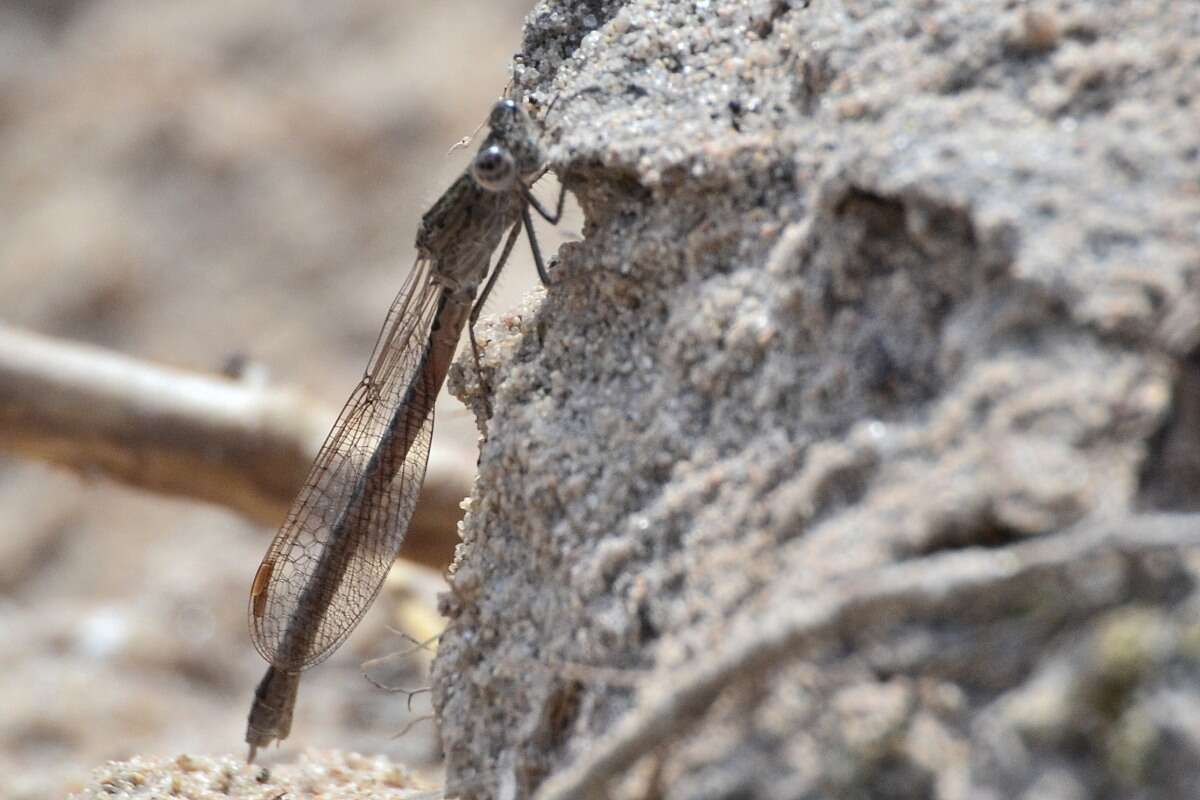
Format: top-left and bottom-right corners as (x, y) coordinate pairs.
(244, 98), (565, 760)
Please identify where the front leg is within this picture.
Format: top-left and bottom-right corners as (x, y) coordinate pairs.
(468, 219), (524, 422)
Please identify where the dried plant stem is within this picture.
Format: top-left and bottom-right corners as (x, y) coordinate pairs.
(0, 323), (471, 570)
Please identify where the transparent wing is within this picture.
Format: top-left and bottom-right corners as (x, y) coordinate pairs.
(249, 257), (445, 671)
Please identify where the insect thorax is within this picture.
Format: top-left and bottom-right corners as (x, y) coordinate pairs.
(416, 174), (521, 289)
(414, 99), (545, 289)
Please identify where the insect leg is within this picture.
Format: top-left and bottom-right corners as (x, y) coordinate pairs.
(522, 202), (558, 287)
(522, 180), (567, 225)
(468, 219), (524, 417)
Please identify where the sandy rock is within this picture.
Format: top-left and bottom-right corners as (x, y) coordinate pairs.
(432, 0), (1200, 798)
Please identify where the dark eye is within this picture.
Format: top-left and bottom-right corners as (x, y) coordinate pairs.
(472, 145), (516, 191)
(491, 98), (519, 122)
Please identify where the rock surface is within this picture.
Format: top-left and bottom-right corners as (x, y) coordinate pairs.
(432, 1), (1200, 798)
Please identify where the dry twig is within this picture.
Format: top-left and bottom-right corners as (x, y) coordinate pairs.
(0, 323), (472, 569)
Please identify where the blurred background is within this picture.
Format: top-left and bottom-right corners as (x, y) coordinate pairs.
(0, 0), (563, 795)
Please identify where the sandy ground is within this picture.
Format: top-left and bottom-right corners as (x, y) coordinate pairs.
(0, 1), (574, 796)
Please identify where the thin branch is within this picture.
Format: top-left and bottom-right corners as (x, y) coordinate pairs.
(534, 514), (1200, 800)
(0, 323), (472, 570)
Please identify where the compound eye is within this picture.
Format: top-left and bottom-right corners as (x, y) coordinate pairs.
(472, 145), (516, 191)
(491, 98), (519, 123)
